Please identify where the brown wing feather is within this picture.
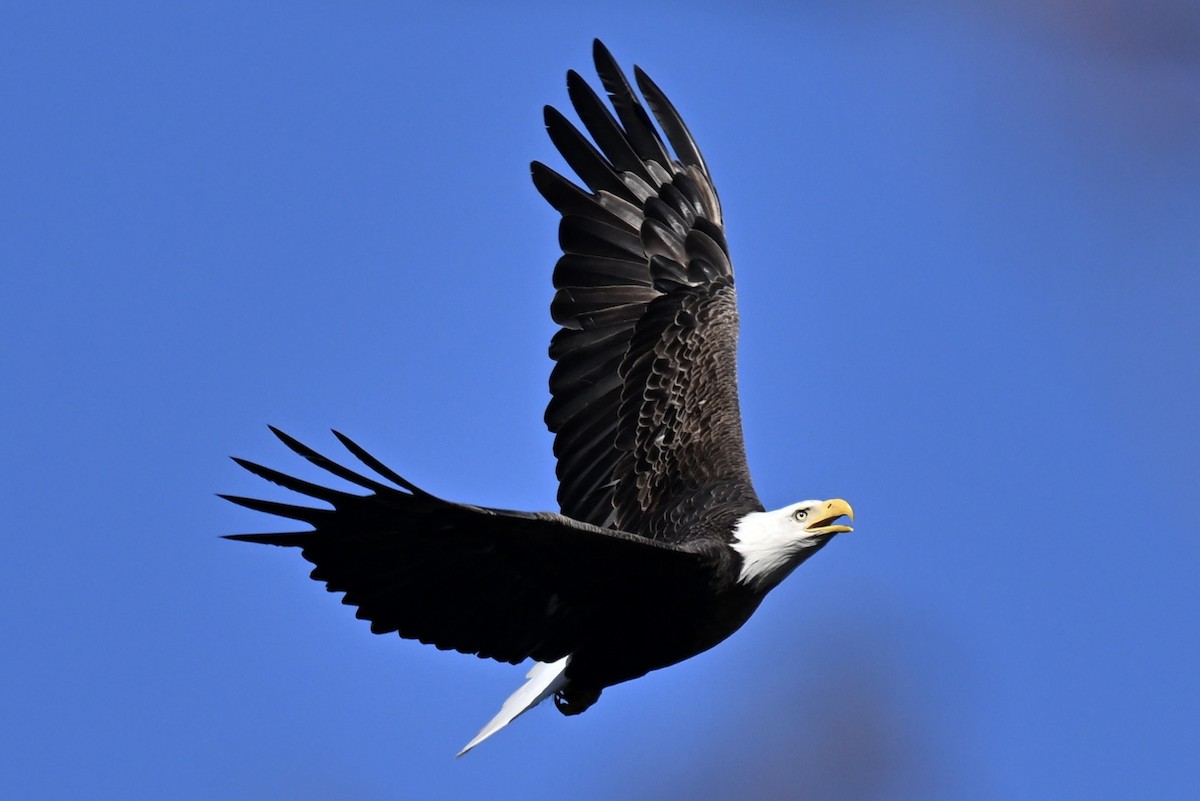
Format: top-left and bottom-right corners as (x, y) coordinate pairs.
(223, 429), (707, 664)
(538, 40), (759, 535)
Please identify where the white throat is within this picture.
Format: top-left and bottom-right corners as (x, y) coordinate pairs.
(730, 509), (823, 589)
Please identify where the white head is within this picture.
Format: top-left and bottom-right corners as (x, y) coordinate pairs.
(731, 498), (854, 590)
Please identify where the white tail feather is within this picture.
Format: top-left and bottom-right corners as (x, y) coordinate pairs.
(456, 655), (571, 757)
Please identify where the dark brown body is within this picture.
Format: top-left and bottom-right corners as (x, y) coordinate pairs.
(557, 550), (766, 712)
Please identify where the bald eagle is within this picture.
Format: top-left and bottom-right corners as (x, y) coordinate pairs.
(224, 40), (854, 756)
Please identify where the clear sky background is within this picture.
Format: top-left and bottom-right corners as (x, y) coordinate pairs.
(3, 2), (1198, 799)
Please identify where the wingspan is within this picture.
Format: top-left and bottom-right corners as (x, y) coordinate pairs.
(537, 40), (759, 536)
(222, 427), (707, 664)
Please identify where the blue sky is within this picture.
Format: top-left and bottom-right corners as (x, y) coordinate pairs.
(3, 2), (1198, 799)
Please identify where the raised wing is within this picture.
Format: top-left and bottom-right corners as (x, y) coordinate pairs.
(223, 428), (709, 664)
(537, 40), (760, 537)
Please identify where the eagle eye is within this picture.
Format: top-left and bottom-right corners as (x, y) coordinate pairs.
(792, 509), (808, 522)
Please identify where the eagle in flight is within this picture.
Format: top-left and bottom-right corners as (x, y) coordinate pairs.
(224, 39), (854, 756)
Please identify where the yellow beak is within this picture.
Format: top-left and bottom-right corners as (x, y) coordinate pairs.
(806, 498), (854, 534)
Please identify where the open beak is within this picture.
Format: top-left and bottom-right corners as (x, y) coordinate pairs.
(806, 498), (854, 535)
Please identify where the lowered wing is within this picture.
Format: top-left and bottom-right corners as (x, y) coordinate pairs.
(223, 427), (709, 665)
